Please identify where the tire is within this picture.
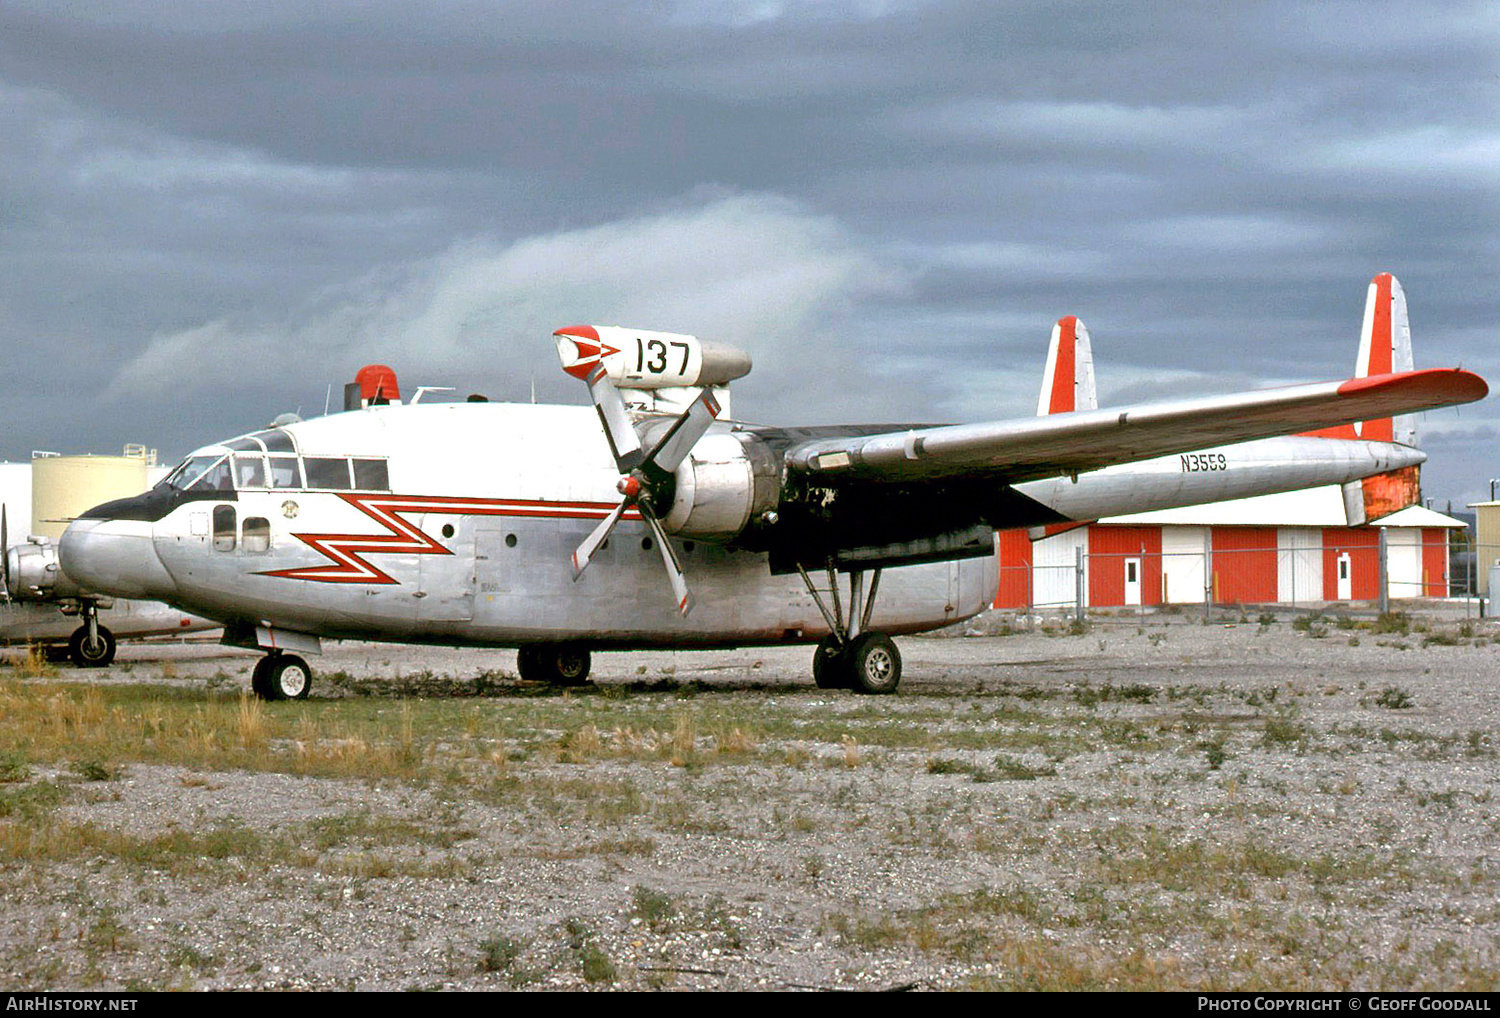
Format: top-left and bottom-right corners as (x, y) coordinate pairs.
(260, 654), (312, 700)
(516, 644), (591, 685)
(812, 636), (849, 689)
(251, 656), (276, 700)
(68, 624), (116, 668)
(846, 633), (901, 695)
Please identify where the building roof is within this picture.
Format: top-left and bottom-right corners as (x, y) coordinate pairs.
(1102, 486), (1348, 527)
(1101, 484), (1464, 529)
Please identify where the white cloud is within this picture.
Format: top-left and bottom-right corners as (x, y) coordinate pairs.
(109, 194), (905, 416)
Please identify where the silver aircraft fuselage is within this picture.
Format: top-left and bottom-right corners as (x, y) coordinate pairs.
(58, 400), (1422, 651)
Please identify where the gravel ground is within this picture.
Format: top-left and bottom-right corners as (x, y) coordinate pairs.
(2, 607), (1499, 991)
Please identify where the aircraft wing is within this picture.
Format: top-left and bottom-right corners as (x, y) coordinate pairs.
(785, 368), (1487, 483)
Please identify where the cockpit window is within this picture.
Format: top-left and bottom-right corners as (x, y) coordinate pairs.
(267, 455), (301, 489)
(186, 456), (234, 492)
(303, 457), (352, 490)
(233, 454), (268, 489)
(254, 429), (297, 453)
(352, 459), (389, 491)
(162, 454), (231, 492)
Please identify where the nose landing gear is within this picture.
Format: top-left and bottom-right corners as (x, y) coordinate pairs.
(67, 601), (116, 668)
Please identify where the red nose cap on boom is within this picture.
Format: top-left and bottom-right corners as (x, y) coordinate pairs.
(553, 326), (621, 380)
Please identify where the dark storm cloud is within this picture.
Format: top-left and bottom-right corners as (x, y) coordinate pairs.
(0, 0), (1495, 501)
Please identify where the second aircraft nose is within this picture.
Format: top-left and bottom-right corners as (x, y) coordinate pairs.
(59, 517), (178, 601)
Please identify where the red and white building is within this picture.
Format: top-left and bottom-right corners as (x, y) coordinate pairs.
(994, 485), (1463, 610)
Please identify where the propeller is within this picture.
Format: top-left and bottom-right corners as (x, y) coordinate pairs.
(572, 385), (722, 615)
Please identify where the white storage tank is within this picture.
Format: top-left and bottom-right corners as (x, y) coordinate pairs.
(0, 462), (32, 539)
(30, 448), (156, 542)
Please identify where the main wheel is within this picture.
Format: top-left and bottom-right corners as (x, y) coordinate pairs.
(846, 633), (901, 695)
(68, 624), (116, 668)
(812, 636), (849, 689)
(258, 654), (312, 701)
(251, 656), (276, 700)
(516, 644), (591, 686)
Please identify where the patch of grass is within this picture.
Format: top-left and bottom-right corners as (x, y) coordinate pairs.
(631, 884), (678, 931)
(0, 750), (30, 783)
(1375, 686), (1415, 710)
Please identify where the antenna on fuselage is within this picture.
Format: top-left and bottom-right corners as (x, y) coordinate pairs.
(324, 385), (332, 417)
(530, 374), (536, 404)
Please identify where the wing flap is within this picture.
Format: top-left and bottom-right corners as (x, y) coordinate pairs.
(787, 368), (1485, 483)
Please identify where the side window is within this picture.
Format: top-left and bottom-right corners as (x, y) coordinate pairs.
(213, 505), (236, 552)
(268, 455), (301, 489)
(233, 454), (268, 489)
(304, 457), (351, 490)
(242, 517), (271, 553)
(352, 459), (389, 491)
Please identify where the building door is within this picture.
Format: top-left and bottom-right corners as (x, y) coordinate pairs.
(1123, 557), (1142, 606)
(1337, 553), (1352, 601)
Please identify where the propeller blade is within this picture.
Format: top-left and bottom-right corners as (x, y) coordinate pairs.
(587, 370), (645, 473)
(642, 388), (722, 480)
(638, 501), (692, 616)
(571, 499), (630, 580)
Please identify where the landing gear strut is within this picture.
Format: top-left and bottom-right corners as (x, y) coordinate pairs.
(251, 652), (312, 701)
(68, 602), (116, 668)
(798, 561), (902, 694)
(516, 644), (591, 686)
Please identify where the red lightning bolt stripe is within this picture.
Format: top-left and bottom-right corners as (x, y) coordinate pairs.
(259, 492), (638, 584)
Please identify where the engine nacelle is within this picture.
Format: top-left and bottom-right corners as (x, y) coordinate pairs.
(6, 538), (82, 601)
(554, 326), (751, 390)
(659, 433), (780, 541)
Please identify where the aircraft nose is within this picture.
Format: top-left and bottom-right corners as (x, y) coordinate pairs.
(59, 518), (178, 600)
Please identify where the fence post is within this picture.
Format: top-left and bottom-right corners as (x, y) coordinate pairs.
(1075, 545), (1087, 622)
(1202, 530), (1213, 623)
(1377, 528), (1389, 615)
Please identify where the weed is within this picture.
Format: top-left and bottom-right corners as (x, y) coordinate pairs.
(631, 885), (678, 931)
(1260, 713), (1308, 747)
(0, 750), (29, 783)
(478, 934), (523, 973)
(1375, 686), (1414, 710)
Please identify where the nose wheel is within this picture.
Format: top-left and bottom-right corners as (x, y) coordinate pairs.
(67, 622), (116, 668)
(251, 652), (313, 701)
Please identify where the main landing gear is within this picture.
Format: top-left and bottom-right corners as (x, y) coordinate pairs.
(68, 602), (116, 668)
(516, 644), (592, 686)
(251, 651), (312, 701)
(798, 562), (902, 695)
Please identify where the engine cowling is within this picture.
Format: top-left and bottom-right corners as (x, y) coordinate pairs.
(659, 432), (780, 541)
(6, 538), (81, 601)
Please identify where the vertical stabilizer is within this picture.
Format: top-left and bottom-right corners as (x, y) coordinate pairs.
(1344, 272), (1421, 521)
(1037, 316), (1097, 416)
(1355, 272), (1416, 444)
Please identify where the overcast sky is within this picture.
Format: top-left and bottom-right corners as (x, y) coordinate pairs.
(1, 1), (1496, 504)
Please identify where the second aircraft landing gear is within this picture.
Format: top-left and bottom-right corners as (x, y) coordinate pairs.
(516, 644), (592, 686)
(68, 601), (116, 668)
(251, 652), (312, 701)
(798, 563), (902, 694)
